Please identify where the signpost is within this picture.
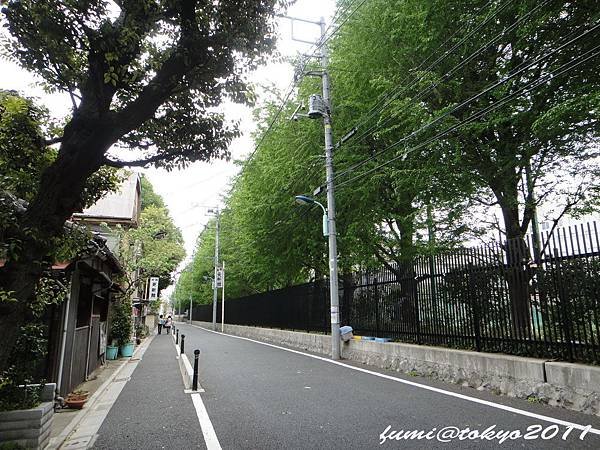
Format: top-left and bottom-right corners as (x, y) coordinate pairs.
(148, 277), (159, 300)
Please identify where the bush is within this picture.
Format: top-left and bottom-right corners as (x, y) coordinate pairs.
(0, 381), (44, 412)
(110, 299), (132, 346)
(0, 324), (46, 411)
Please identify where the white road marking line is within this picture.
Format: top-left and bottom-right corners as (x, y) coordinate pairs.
(190, 324), (600, 436)
(191, 393), (223, 450)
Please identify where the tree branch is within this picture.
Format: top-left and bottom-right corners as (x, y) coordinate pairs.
(111, 0), (202, 137)
(44, 136), (64, 146)
(472, 196), (499, 207)
(104, 154), (165, 168)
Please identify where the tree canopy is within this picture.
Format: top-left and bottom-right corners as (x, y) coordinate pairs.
(0, 0), (285, 371)
(175, 0), (600, 304)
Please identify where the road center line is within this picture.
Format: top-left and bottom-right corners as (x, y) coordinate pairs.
(190, 324), (600, 436)
(191, 392), (223, 450)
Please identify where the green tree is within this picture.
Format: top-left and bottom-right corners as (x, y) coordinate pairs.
(140, 174), (165, 210)
(329, 0), (600, 334)
(127, 204), (185, 290)
(0, 0), (283, 370)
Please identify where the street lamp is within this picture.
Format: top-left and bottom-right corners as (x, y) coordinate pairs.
(294, 194), (341, 360)
(294, 195), (328, 237)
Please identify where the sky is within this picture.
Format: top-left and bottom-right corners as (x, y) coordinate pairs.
(0, 0), (336, 262)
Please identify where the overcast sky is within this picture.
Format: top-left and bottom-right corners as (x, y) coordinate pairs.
(0, 0), (336, 262)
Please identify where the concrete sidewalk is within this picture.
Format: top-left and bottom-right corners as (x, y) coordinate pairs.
(92, 332), (206, 449)
(49, 336), (154, 449)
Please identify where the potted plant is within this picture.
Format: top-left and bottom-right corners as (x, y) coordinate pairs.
(110, 299), (134, 357)
(64, 390), (89, 409)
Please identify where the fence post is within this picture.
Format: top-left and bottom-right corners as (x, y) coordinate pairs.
(554, 255), (574, 362)
(176, 329), (179, 345)
(192, 349), (200, 391)
(374, 277), (380, 337)
(468, 264), (482, 352)
(181, 334), (185, 354)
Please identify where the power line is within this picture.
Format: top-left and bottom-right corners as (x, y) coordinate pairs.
(338, 0), (549, 151)
(315, 0), (369, 50)
(240, 0), (358, 169)
(334, 0), (516, 145)
(332, 21), (600, 183)
(235, 0), (370, 238)
(334, 44), (600, 192)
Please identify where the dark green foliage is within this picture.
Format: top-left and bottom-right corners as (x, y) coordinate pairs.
(0, 324), (46, 411)
(110, 299), (133, 346)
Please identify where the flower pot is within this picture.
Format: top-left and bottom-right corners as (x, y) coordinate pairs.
(65, 398), (87, 409)
(120, 342), (135, 357)
(106, 345), (118, 360)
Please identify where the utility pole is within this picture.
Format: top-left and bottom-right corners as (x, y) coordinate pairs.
(287, 15), (341, 360)
(211, 208), (220, 331)
(319, 18), (341, 360)
(188, 294), (192, 324)
(221, 261), (225, 332)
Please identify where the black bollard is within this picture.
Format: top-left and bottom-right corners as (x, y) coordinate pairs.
(180, 334), (185, 354)
(192, 349), (200, 391)
(176, 329), (179, 344)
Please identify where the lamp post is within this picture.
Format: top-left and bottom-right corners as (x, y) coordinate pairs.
(294, 195), (341, 360)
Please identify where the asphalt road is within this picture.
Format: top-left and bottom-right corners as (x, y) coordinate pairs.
(178, 323), (600, 450)
(93, 334), (207, 450)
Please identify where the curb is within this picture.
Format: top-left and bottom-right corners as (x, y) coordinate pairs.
(172, 325), (204, 392)
(50, 334), (155, 449)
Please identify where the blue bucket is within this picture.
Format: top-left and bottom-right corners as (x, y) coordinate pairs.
(106, 346), (118, 360)
(120, 343), (135, 357)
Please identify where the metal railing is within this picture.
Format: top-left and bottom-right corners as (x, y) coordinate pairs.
(193, 222), (600, 364)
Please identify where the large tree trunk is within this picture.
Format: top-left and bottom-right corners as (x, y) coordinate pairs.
(500, 204), (532, 339)
(0, 114), (114, 371)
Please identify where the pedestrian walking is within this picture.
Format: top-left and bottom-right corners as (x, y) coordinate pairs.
(158, 314), (164, 335)
(165, 315), (172, 335)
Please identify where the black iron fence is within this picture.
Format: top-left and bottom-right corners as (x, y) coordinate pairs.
(193, 222), (600, 364)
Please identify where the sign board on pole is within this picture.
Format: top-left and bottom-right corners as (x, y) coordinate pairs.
(215, 267), (224, 288)
(149, 277), (159, 300)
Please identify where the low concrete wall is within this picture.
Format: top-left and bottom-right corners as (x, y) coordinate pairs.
(0, 401), (53, 449)
(192, 321), (600, 416)
(541, 362), (600, 415)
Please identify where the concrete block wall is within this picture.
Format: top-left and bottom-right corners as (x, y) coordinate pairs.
(0, 401), (53, 449)
(193, 321), (600, 417)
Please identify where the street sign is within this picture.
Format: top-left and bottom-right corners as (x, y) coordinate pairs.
(149, 277), (159, 300)
(215, 267), (224, 288)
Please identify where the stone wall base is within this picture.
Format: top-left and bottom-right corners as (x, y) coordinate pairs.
(192, 321), (600, 417)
